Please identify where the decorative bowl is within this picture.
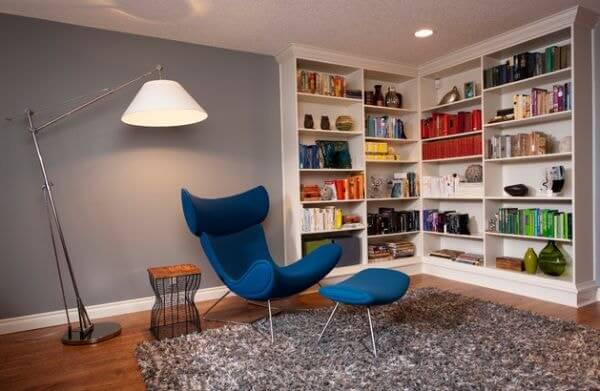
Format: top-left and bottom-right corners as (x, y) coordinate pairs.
(504, 184), (528, 197)
(335, 115), (354, 131)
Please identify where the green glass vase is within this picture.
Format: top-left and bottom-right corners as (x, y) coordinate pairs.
(523, 248), (538, 274)
(538, 240), (566, 276)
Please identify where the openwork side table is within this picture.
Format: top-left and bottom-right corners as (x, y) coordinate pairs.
(147, 264), (201, 340)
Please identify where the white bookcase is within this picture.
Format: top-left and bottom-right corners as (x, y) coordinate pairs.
(277, 6), (597, 306)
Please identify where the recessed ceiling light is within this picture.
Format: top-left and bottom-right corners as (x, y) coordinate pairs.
(415, 29), (434, 38)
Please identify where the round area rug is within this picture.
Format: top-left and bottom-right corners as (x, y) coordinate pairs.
(136, 288), (600, 390)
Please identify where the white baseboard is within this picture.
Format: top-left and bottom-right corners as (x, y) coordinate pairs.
(0, 259), (595, 336)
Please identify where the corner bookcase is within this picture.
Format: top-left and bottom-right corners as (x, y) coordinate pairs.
(277, 7), (597, 307)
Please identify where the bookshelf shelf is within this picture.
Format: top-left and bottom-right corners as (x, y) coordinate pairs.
(364, 104), (416, 114)
(483, 110), (572, 129)
(485, 231), (572, 243)
(422, 130), (482, 143)
(367, 231), (420, 239)
(301, 226), (366, 236)
(485, 196), (572, 202)
(365, 159), (419, 164)
(423, 231), (484, 240)
(364, 137), (419, 144)
(297, 92), (362, 106)
(422, 196), (483, 201)
(299, 128), (363, 137)
(299, 168), (364, 173)
(367, 197), (419, 202)
(485, 152), (571, 164)
(422, 96), (482, 113)
(301, 199), (365, 205)
(485, 265), (572, 282)
(422, 155), (483, 163)
(482, 67), (571, 94)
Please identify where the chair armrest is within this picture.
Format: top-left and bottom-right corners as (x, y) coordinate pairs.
(228, 259), (277, 300)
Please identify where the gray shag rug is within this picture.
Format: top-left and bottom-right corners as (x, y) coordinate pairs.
(136, 288), (600, 390)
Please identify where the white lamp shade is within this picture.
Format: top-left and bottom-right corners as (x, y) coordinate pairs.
(121, 80), (207, 127)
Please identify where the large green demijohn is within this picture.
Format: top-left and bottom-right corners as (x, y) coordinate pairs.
(538, 240), (567, 276)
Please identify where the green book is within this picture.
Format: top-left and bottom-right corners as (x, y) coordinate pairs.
(545, 46), (555, 73)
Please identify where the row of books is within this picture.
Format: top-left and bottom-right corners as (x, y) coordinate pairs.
(365, 115), (406, 139)
(301, 207), (362, 233)
(421, 110), (482, 139)
(429, 249), (483, 266)
(483, 44), (571, 88)
(423, 209), (471, 235)
(368, 240), (415, 261)
(491, 208), (572, 239)
(421, 175), (483, 198)
(422, 134), (482, 161)
(300, 175), (364, 201)
(486, 131), (549, 159)
(297, 70), (346, 97)
(367, 209), (420, 236)
(512, 83), (571, 120)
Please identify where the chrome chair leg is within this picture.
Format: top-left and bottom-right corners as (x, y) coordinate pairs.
(367, 307), (377, 357)
(268, 300), (274, 344)
(202, 290), (231, 321)
(317, 302), (339, 344)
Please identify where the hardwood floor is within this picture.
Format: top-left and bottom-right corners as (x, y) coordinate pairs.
(1, 275), (598, 390)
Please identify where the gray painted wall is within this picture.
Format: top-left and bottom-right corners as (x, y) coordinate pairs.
(0, 14), (282, 318)
(594, 23), (600, 284)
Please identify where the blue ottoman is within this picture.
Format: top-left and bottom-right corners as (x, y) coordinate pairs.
(317, 268), (410, 356)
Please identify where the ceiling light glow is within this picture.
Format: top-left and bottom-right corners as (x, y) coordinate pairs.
(415, 29), (434, 38)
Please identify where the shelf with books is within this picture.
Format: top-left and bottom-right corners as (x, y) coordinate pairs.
(301, 226), (366, 236)
(301, 199), (365, 205)
(297, 92), (362, 106)
(367, 231), (420, 239)
(423, 231), (484, 240)
(364, 137), (419, 144)
(484, 152), (571, 164)
(483, 110), (572, 129)
(422, 130), (482, 143)
(483, 67), (571, 94)
(299, 128), (363, 137)
(485, 196), (572, 202)
(485, 231), (572, 243)
(364, 105), (416, 115)
(422, 96), (482, 113)
(422, 155), (483, 164)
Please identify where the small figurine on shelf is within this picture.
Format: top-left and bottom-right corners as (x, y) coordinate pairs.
(320, 115), (330, 130)
(304, 114), (314, 129)
(438, 86), (461, 105)
(464, 81), (476, 99)
(538, 165), (565, 197)
(385, 87), (401, 108)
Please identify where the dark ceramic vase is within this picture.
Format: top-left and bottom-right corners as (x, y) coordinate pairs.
(374, 85), (384, 106)
(304, 114), (314, 129)
(538, 240), (567, 276)
(320, 116), (330, 130)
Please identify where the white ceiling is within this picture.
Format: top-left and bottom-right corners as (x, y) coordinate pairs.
(1, 0), (599, 66)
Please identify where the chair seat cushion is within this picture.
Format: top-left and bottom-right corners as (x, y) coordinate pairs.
(319, 268), (410, 306)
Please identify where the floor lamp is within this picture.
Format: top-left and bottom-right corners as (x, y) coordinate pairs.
(24, 64), (207, 345)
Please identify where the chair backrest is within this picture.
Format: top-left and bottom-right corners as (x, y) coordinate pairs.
(181, 186), (274, 281)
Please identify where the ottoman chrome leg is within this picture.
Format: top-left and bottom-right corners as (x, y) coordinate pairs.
(317, 302), (339, 343)
(367, 307), (377, 357)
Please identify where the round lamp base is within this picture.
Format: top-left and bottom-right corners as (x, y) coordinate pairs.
(62, 322), (122, 345)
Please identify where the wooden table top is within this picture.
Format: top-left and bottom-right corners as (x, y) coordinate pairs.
(147, 263), (201, 279)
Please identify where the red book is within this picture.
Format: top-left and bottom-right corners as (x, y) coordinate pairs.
(334, 180), (345, 200)
(448, 114), (458, 134)
(456, 112), (466, 133)
(471, 109), (482, 130)
(465, 112), (473, 131)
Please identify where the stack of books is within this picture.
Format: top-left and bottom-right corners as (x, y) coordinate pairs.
(297, 70), (346, 97)
(422, 134), (482, 160)
(368, 240), (415, 261)
(421, 110), (482, 139)
(483, 44), (571, 88)
(495, 256), (525, 271)
(365, 115), (405, 139)
(422, 175), (483, 198)
(429, 249), (483, 266)
(486, 131), (548, 159)
(491, 208), (572, 239)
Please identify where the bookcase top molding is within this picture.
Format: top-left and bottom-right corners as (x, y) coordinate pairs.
(276, 43), (418, 77)
(418, 6), (596, 77)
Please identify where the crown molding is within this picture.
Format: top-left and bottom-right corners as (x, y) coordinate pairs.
(276, 43), (418, 77)
(418, 6), (588, 77)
